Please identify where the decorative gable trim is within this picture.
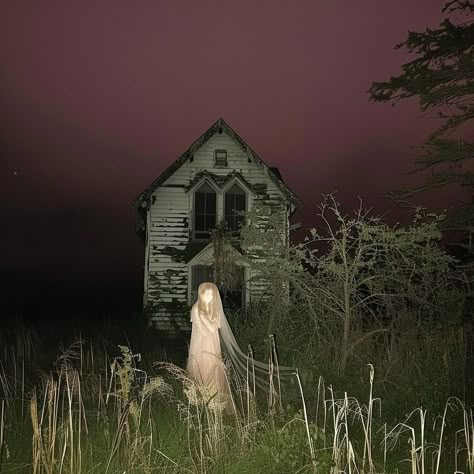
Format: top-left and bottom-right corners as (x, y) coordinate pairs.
(221, 174), (254, 195)
(187, 242), (214, 267)
(132, 117), (303, 211)
(185, 170), (258, 197)
(185, 174), (221, 195)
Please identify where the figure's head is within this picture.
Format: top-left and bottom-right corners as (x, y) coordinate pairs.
(198, 282), (218, 304)
(203, 288), (213, 304)
(197, 282), (220, 323)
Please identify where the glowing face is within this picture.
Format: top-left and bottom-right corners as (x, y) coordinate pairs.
(203, 288), (213, 304)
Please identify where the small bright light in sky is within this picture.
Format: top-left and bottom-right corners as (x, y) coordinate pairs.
(0, 0), (465, 312)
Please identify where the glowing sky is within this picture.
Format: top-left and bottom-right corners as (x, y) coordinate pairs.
(1, 1), (466, 315)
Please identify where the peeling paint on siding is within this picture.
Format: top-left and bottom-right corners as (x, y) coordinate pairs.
(134, 118), (302, 335)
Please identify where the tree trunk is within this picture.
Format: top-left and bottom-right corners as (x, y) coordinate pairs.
(340, 277), (352, 374)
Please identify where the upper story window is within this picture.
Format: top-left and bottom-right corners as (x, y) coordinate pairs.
(214, 149), (228, 167)
(224, 183), (246, 233)
(194, 182), (216, 239)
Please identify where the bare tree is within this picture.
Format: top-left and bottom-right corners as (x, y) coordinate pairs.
(298, 194), (464, 373)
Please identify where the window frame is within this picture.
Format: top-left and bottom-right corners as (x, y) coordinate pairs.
(188, 262), (248, 310)
(224, 183), (247, 234)
(190, 264), (214, 304)
(214, 149), (228, 167)
(189, 177), (253, 242)
(192, 182), (217, 241)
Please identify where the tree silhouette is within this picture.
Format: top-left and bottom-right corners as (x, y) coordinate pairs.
(369, 0), (474, 258)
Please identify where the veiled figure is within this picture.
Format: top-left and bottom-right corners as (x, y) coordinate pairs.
(186, 282), (296, 406)
(186, 282), (230, 398)
(186, 281), (297, 406)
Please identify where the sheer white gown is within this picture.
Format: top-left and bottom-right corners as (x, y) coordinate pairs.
(186, 303), (229, 397)
(186, 284), (298, 406)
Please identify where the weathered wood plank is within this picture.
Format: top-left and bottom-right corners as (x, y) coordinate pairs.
(143, 129), (294, 333)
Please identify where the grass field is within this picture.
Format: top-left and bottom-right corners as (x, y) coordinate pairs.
(0, 313), (472, 474)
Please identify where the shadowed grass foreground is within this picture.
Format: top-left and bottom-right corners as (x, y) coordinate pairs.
(0, 316), (472, 473)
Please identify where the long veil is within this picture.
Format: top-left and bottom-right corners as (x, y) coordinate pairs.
(214, 286), (299, 402)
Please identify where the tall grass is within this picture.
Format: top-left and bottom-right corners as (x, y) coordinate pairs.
(0, 317), (472, 473)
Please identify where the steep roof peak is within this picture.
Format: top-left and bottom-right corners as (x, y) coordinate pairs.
(132, 117), (302, 210)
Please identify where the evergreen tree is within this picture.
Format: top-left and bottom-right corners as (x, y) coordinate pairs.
(369, 0), (474, 259)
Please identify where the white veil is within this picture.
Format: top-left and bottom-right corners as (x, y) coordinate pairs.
(213, 284), (299, 402)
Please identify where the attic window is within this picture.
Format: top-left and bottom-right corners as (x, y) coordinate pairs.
(214, 150), (227, 167)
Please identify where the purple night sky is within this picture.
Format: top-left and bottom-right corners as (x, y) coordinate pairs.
(1, 1), (468, 316)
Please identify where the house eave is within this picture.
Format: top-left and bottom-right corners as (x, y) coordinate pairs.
(186, 240), (247, 267)
(132, 117), (303, 211)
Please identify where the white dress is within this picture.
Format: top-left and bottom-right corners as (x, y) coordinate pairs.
(186, 304), (229, 397)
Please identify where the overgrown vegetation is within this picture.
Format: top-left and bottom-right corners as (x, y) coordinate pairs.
(0, 319), (472, 473)
(1, 194), (473, 473)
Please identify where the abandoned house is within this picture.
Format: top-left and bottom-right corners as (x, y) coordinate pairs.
(132, 118), (302, 333)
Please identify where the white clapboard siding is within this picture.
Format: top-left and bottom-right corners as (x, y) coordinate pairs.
(163, 134), (258, 187)
(150, 260), (186, 266)
(143, 129), (293, 333)
(163, 134), (264, 186)
(149, 264), (187, 273)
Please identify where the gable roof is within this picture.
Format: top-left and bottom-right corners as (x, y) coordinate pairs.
(132, 117), (303, 210)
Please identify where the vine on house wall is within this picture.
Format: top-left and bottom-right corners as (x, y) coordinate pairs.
(210, 219), (243, 301)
